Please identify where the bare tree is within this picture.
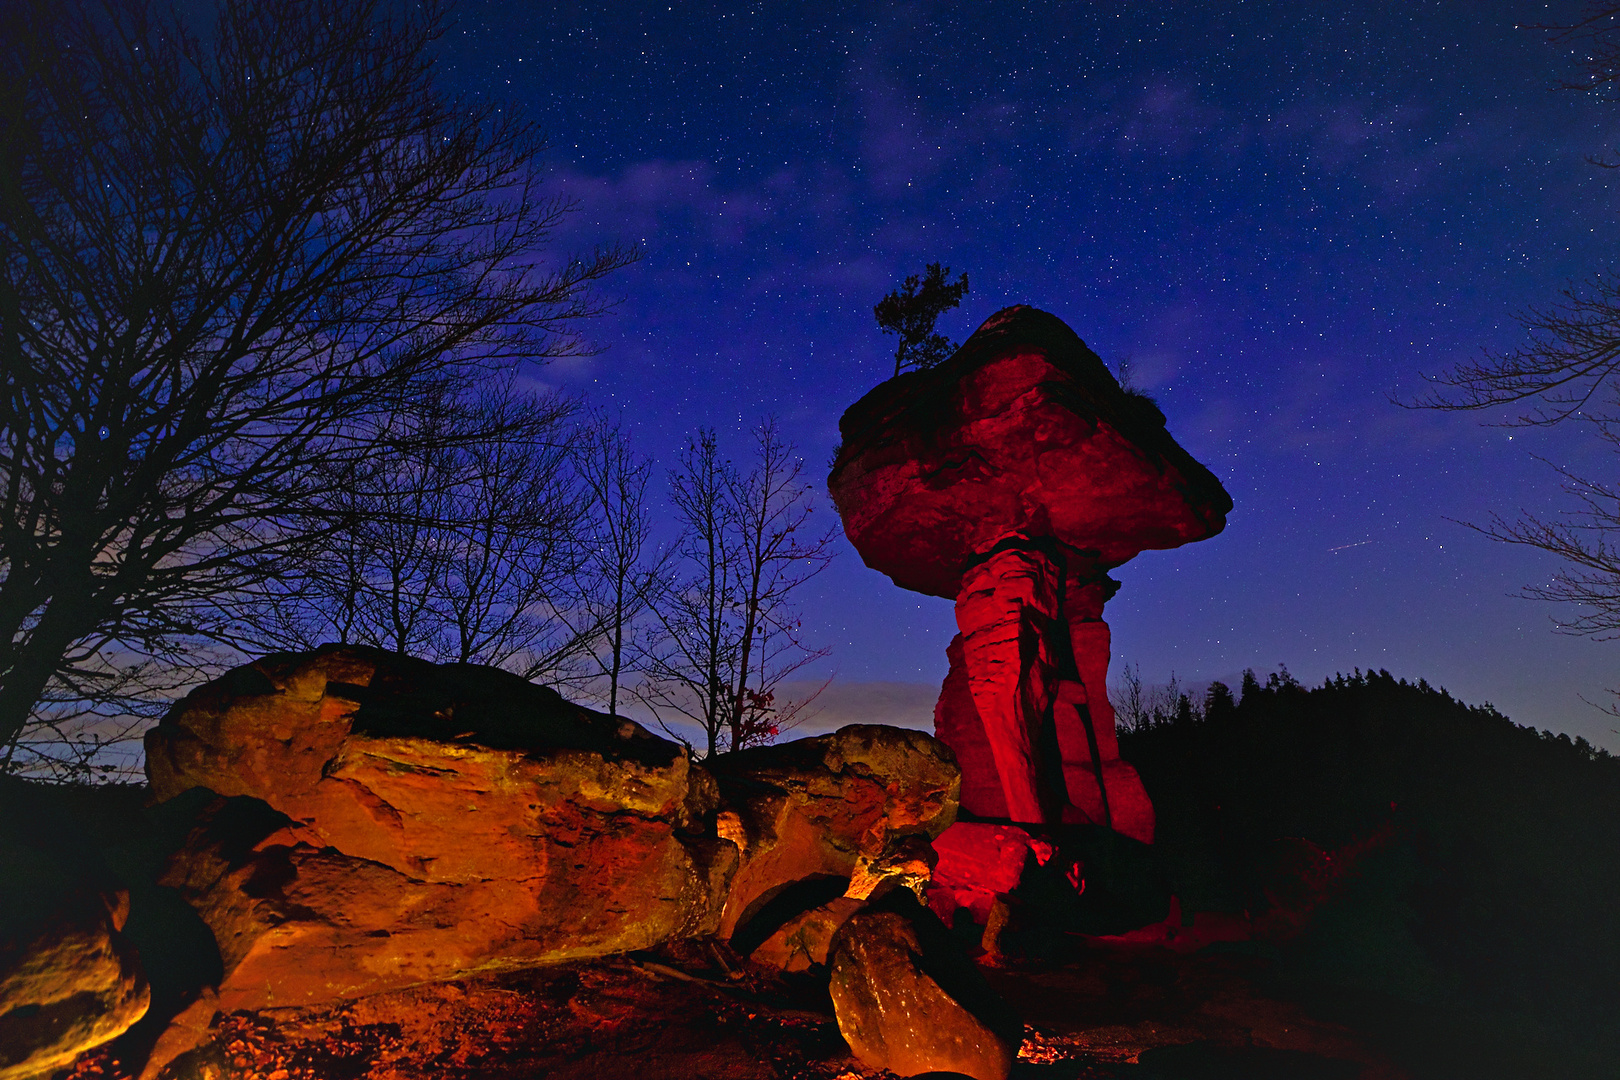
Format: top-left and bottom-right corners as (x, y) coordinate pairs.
(1416, 5), (1620, 708)
(721, 419), (836, 749)
(569, 414), (667, 717)
(250, 383), (604, 680)
(639, 422), (835, 755)
(640, 430), (740, 756)
(0, 0), (634, 773)
(1110, 664), (1189, 733)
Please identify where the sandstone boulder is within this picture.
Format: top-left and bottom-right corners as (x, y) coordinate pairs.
(828, 891), (1022, 1080)
(0, 866), (147, 1080)
(702, 725), (959, 945)
(142, 646), (736, 1015)
(829, 304), (1230, 600)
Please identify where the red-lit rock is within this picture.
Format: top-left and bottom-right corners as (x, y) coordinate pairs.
(829, 306), (1228, 836)
(829, 305), (1229, 600)
(142, 646), (737, 1016)
(926, 821), (1050, 928)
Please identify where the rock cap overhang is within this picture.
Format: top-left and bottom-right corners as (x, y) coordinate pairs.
(828, 304), (1233, 598)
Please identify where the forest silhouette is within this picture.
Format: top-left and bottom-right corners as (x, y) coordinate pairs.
(1117, 668), (1620, 1076)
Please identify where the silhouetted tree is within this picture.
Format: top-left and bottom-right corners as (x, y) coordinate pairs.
(1203, 680), (1236, 720)
(1112, 661), (1151, 732)
(1110, 664), (1192, 731)
(639, 421), (834, 755)
(247, 384), (606, 682)
(1241, 668), (1262, 700)
(721, 419), (836, 749)
(874, 263), (970, 377)
(571, 414), (668, 717)
(640, 430), (737, 756)
(1417, 5), (1620, 709)
(0, 0), (633, 775)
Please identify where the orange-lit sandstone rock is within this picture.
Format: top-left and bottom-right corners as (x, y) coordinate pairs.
(828, 892), (1022, 1080)
(829, 306), (1230, 836)
(703, 725), (958, 944)
(143, 646), (735, 1017)
(139, 648), (964, 1077)
(0, 881), (147, 1080)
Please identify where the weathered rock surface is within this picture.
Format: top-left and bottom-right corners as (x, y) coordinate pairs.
(703, 725), (959, 944)
(0, 874), (147, 1080)
(828, 891), (1022, 1080)
(143, 645), (736, 1016)
(0, 786), (149, 1080)
(830, 306), (1229, 835)
(926, 821), (1050, 929)
(829, 304), (1230, 599)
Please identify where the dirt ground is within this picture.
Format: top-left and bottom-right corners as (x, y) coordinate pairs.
(64, 938), (1450, 1080)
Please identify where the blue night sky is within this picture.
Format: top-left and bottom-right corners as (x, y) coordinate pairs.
(438, 2), (1620, 748)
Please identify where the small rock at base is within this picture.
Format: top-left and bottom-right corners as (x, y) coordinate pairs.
(827, 890), (1020, 1080)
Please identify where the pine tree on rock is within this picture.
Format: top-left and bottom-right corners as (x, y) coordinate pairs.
(875, 263), (970, 377)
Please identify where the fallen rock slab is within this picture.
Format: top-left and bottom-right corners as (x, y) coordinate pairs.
(828, 891), (1022, 1080)
(704, 725), (959, 945)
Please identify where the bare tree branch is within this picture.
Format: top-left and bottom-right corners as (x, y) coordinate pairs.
(637, 421), (836, 756)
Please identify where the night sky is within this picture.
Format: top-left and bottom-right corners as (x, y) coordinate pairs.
(437, 2), (1620, 748)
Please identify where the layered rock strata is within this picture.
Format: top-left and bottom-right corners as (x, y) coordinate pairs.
(829, 305), (1231, 839)
(144, 645), (736, 1014)
(702, 725), (958, 943)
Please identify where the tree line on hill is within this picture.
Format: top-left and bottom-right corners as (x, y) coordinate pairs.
(1117, 667), (1620, 1074)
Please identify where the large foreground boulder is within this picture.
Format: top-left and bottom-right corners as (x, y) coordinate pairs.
(143, 645), (736, 1016)
(828, 891), (1023, 1080)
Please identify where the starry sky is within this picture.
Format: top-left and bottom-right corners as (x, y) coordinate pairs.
(436, 1), (1620, 748)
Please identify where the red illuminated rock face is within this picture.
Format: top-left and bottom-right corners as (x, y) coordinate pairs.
(830, 306), (1231, 837)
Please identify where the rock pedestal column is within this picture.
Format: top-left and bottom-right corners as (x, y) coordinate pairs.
(934, 538), (1153, 840)
(951, 542), (1062, 825)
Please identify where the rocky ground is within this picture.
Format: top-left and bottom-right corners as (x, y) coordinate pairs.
(61, 940), (1424, 1080)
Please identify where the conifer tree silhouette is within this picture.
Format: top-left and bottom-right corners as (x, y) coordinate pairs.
(874, 263), (970, 377)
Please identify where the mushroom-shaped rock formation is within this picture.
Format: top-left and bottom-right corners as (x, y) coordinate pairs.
(829, 305), (1231, 835)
